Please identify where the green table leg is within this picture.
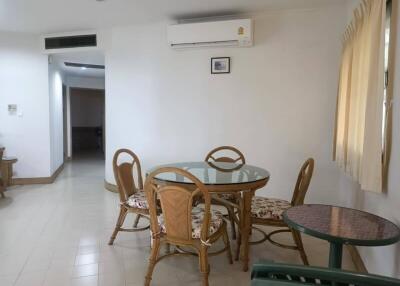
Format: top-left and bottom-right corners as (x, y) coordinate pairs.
(329, 242), (343, 268)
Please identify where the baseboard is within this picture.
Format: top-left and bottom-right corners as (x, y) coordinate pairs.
(347, 245), (368, 273)
(104, 180), (118, 193)
(13, 163), (65, 186)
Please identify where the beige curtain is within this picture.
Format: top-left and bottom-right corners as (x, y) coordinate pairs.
(334, 0), (386, 193)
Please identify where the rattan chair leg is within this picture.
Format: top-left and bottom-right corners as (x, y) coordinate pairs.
(291, 229), (309, 265)
(145, 238), (161, 286)
(235, 230), (241, 261)
(198, 246), (210, 286)
(0, 182), (5, 198)
(222, 226), (233, 264)
(165, 243), (171, 254)
(133, 214), (142, 228)
(226, 206), (237, 240)
(108, 207), (127, 245)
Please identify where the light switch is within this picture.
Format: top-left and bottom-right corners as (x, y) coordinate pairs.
(8, 104), (17, 115)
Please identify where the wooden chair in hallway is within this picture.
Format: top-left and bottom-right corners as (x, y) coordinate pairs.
(0, 148), (5, 198)
(144, 167), (233, 286)
(236, 158), (314, 265)
(108, 148), (149, 245)
(205, 146), (245, 240)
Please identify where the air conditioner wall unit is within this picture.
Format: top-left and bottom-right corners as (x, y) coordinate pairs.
(167, 19), (253, 49)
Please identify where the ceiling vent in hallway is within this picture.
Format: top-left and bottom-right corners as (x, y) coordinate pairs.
(42, 31), (100, 53)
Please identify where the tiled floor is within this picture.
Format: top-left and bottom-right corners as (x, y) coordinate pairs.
(0, 155), (355, 286)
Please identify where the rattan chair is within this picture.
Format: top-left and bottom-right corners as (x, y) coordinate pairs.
(108, 148), (149, 245)
(0, 149), (5, 198)
(205, 146), (245, 240)
(144, 167), (233, 286)
(236, 158), (314, 265)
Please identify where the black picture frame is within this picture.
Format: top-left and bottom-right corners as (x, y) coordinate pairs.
(211, 57), (230, 74)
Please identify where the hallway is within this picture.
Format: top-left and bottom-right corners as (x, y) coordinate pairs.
(0, 158), (355, 286)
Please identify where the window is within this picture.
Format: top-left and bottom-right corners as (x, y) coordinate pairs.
(334, 0), (388, 192)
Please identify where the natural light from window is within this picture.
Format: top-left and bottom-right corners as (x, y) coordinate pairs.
(382, 0), (392, 148)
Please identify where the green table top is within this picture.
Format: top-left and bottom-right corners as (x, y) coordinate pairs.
(283, 204), (400, 246)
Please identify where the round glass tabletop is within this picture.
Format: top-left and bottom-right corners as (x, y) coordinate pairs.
(283, 204), (400, 246)
(147, 161), (270, 186)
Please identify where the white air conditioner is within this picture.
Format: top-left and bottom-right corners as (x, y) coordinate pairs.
(167, 19), (253, 49)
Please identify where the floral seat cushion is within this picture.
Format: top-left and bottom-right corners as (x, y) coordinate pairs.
(158, 207), (224, 239)
(251, 197), (292, 220)
(126, 191), (148, 209)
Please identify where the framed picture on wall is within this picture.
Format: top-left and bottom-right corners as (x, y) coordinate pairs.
(211, 57), (230, 74)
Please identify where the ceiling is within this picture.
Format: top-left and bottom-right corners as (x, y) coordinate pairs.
(52, 51), (105, 78)
(0, 0), (345, 34)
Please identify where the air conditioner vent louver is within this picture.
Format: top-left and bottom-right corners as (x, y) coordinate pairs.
(44, 34), (97, 50)
(171, 40), (239, 48)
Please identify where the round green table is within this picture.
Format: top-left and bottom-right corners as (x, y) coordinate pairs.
(283, 204), (400, 269)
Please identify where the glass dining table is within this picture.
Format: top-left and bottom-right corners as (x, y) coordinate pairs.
(147, 161), (270, 271)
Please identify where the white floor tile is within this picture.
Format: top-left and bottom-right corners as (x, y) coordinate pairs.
(72, 263), (99, 278)
(14, 270), (47, 286)
(75, 253), (100, 266)
(70, 276), (98, 286)
(0, 274), (18, 286)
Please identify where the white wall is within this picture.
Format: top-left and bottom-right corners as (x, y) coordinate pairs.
(105, 6), (346, 206)
(0, 31), (52, 178)
(0, 32), (67, 178)
(48, 61), (65, 173)
(337, 0), (400, 278)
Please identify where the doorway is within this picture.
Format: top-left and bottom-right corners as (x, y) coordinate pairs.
(49, 51), (105, 163)
(62, 84), (68, 160)
(70, 87), (105, 158)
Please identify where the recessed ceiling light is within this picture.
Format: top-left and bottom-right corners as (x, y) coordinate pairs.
(81, 67), (87, 70)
